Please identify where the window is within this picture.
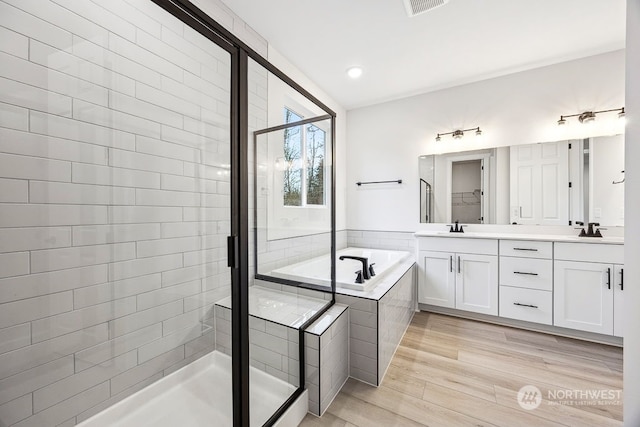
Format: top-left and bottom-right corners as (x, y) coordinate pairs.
(283, 107), (326, 206)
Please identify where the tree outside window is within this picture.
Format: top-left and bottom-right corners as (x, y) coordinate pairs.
(283, 108), (326, 206)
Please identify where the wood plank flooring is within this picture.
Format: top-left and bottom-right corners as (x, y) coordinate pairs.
(300, 312), (623, 427)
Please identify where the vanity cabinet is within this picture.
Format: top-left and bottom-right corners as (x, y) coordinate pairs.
(553, 243), (624, 336)
(418, 238), (498, 316)
(416, 234), (624, 340)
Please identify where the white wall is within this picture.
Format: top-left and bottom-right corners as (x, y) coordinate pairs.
(590, 135), (625, 226)
(624, 0), (640, 424)
(346, 50), (625, 232)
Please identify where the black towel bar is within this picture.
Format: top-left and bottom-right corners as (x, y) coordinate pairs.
(356, 179), (402, 186)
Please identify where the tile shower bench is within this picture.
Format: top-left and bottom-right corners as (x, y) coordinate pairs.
(214, 254), (416, 416)
(214, 286), (349, 416)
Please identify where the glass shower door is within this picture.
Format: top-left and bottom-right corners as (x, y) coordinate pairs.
(0, 0), (237, 425)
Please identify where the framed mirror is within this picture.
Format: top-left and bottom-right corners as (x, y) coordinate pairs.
(419, 134), (624, 227)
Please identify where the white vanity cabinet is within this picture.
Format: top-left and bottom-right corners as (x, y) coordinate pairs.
(554, 243), (624, 336)
(499, 240), (553, 325)
(416, 233), (624, 340)
(418, 238), (498, 316)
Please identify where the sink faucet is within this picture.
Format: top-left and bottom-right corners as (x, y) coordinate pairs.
(447, 220), (465, 233)
(575, 222), (603, 237)
(339, 256), (370, 280)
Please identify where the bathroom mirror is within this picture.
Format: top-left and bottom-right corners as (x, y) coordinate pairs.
(419, 134), (624, 226)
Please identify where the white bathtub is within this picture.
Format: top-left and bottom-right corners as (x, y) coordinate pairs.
(269, 247), (411, 292)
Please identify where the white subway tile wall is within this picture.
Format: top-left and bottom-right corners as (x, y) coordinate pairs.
(335, 293), (379, 385)
(305, 305), (349, 416)
(347, 229), (417, 253)
(0, 0), (267, 425)
(214, 306), (301, 386)
(335, 264), (416, 386)
(377, 267), (415, 381)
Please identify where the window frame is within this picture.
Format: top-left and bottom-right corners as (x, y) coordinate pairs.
(283, 106), (328, 208)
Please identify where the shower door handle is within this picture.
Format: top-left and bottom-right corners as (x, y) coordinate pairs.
(227, 235), (239, 268)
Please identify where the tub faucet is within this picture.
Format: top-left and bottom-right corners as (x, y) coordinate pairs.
(339, 256), (370, 280)
(354, 270), (364, 284)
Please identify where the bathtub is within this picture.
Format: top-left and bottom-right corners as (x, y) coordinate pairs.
(269, 247), (411, 292)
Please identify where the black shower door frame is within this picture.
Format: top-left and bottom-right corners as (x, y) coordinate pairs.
(149, 1), (336, 426)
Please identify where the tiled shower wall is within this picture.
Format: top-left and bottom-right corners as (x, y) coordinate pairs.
(0, 0), (265, 425)
(254, 230), (348, 277)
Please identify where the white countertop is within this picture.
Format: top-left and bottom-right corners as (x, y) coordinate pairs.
(414, 231), (624, 245)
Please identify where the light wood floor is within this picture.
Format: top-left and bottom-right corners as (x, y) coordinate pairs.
(300, 312), (623, 427)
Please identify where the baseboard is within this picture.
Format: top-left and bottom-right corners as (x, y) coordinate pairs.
(418, 304), (623, 347)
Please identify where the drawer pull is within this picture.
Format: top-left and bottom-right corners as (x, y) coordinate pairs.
(513, 248), (538, 252)
(606, 267), (611, 290)
(514, 302), (538, 309)
(513, 271), (538, 276)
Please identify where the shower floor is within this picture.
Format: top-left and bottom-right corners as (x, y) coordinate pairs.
(78, 351), (298, 426)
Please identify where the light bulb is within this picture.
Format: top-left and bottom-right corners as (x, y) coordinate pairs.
(346, 67), (363, 79)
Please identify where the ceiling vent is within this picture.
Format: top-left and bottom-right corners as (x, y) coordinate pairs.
(403, 0), (449, 17)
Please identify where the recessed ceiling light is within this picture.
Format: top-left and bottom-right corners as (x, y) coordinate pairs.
(346, 66), (363, 79)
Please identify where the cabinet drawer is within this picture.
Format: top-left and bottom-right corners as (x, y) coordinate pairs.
(499, 286), (552, 325)
(418, 237), (498, 255)
(554, 243), (623, 264)
(499, 240), (552, 259)
(499, 257), (552, 291)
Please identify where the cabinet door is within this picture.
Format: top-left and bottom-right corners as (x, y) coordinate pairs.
(418, 251), (455, 308)
(554, 261), (614, 334)
(455, 254), (498, 315)
(613, 265), (624, 338)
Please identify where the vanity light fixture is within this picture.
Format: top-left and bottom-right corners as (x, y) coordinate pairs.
(556, 107), (625, 126)
(435, 127), (482, 142)
(579, 111), (596, 124)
